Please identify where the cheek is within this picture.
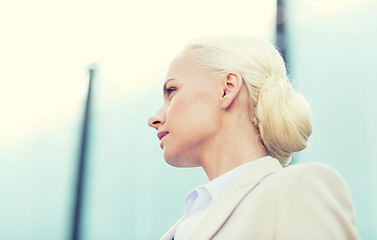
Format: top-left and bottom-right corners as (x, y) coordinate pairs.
(170, 93), (217, 125)
(169, 93), (220, 141)
(163, 93), (221, 166)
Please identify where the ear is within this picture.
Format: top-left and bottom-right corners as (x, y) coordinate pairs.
(220, 72), (243, 109)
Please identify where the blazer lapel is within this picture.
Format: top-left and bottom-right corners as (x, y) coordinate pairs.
(185, 157), (282, 240)
(160, 217), (184, 240)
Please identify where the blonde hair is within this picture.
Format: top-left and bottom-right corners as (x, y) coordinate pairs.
(184, 35), (312, 166)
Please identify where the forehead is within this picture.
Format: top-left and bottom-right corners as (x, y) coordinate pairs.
(165, 51), (200, 81)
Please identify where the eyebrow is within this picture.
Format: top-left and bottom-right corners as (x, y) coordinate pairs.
(163, 78), (176, 94)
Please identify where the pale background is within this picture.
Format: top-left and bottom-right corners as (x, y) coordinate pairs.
(0, 0), (375, 239)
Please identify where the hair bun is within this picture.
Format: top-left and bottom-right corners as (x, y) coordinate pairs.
(256, 75), (312, 165)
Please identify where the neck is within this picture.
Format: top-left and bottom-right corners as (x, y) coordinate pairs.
(199, 119), (267, 181)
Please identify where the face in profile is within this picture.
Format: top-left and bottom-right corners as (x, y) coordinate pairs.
(148, 51), (223, 167)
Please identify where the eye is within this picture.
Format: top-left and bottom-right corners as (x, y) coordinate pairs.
(166, 87), (177, 97)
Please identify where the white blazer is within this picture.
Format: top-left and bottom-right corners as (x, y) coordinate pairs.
(160, 158), (359, 240)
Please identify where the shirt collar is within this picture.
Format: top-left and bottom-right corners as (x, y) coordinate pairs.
(182, 156), (271, 218)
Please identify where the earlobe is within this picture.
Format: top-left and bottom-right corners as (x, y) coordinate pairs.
(220, 72), (243, 109)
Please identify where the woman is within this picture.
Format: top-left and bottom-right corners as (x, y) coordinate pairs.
(148, 35), (359, 240)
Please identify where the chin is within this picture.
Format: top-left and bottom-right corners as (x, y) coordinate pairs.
(163, 152), (200, 168)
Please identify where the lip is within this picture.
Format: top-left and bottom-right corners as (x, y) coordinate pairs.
(157, 131), (168, 141)
(157, 132), (168, 149)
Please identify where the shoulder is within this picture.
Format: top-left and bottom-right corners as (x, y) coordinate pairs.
(261, 162), (359, 239)
(270, 161), (348, 188)
(279, 161), (343, 178)
(211, 160), (359, 239)
(249, 161), (357, 224)
(262, 161), (352, 202)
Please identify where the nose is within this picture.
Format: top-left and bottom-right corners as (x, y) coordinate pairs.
(148, 108), (165, 130)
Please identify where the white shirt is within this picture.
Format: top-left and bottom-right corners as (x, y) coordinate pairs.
(173, 156), (270, 240)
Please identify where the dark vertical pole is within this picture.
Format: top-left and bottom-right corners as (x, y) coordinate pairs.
(276, 0), (287, 62)
(276, 0), (296, 165)
(71, 65), (96, 240)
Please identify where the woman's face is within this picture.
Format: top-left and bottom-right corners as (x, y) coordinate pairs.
(148, 51), (222, 167)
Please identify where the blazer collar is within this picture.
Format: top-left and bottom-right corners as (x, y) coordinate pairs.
(185, 157), (282, 240)
(160, 216), (184, 240)
(159, 157), (282, 240)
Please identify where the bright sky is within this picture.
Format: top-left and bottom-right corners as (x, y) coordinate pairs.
(0, 0), (276, 148)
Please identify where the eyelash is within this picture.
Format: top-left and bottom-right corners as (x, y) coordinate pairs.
(166, 88), (176, 96)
